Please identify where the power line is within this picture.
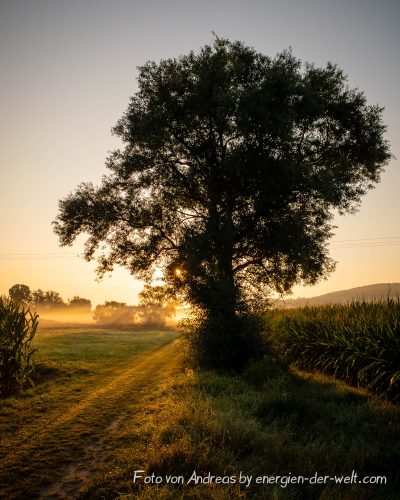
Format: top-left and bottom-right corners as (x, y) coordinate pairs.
(0, 253), (77, 256)
(332, 236), (400, 243)
(331, 236), (400, 249)
(0, 253), (79, 261)
(331, 243), (400, 249)
(1, 236), (400, 260)
(0, 258), (78, 261)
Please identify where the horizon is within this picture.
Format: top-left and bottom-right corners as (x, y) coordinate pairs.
(4, 281), (399, 312)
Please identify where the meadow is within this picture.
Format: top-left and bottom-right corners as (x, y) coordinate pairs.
(0, 327), (179, 498)
(1, 308), (400, 499)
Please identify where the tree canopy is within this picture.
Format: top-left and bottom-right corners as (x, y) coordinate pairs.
(9, 284), (31, 305)
(54, 38), (390, 367)
(68, 296), (92, 309)
(31, 289), (65, 307)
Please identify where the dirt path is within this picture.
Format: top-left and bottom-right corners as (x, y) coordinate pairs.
(0, 339), (179, 499)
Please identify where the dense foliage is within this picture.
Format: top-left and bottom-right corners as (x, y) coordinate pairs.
(0, 297), (38, 397)
(266, 300), (400, 401)
(54, 38), (390, 369)
(8, 284), (31, 305)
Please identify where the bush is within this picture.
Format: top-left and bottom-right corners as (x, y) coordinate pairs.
(182, 311), (265, 372)
(0, 296), (38, 397)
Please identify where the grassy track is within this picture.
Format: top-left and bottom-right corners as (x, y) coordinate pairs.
(0, 328), (179, 499)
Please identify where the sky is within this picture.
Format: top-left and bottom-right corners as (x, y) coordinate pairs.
(0, 0), (399, 306)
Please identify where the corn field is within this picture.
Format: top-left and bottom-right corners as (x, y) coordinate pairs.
(0, 296), (38, 397)
(265, 299), (400, 401)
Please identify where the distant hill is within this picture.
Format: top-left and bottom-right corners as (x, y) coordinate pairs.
(275, 283), (400, 308)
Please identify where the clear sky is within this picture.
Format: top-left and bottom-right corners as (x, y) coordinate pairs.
(0, 0), (399, 306)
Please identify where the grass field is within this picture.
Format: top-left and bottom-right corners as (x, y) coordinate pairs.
(0, 327), (179, 499)
(1, 326), (399, 499)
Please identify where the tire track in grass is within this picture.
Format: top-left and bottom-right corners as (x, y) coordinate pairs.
(0, 339), (179, 499)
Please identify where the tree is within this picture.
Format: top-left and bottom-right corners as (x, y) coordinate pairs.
(138, 284), (173, 307)
(138, 284), (177, 325)
(68, 296), (92, 310)
(31, 289), (65, 308)
(8, 284), (31, 305)
(93, 301), (134, 325)
(54, 38), (391, 369)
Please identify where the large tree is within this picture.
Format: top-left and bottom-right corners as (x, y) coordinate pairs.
(54, 38), (390, 368)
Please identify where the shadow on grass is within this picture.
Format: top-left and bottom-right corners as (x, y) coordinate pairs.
(142, 358), (400, 499)
(33, 363), (68, 384)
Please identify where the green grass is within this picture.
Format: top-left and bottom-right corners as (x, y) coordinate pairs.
(34, 327), (175, 366)
(1, 325), (399, 499)
(0, 327), (179, 499)
(106, 357), (400, 499)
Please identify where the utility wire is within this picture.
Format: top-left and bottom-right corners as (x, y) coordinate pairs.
(0, 253), (79, 260)
(1, 236), (400, 259)
(331, 236), (400, 249)
(332, 243), (400, 249)
(332, 236), (400, 242)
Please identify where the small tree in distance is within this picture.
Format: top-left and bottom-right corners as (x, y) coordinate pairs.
(68, 296), (92, 310)
(31, 289), (65, 308)
(93, 301), (133, 325)
(9, 284), (31, 306)
(138, 284), (177, 325)
(93, 287), (176, 326)
(54, 38), (391, 370)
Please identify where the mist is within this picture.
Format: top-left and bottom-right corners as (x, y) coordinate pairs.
(92, 303), (178, 328)
(34, 306), (94, 327)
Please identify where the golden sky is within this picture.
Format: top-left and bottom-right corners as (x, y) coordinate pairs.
(1, 0), (399, 306)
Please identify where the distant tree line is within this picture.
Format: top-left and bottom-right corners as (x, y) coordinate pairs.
(8, 283), (176, 326)
(8, 284), (91, 310)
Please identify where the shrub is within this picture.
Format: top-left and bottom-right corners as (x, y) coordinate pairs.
(182, 311), (265, 372)
(0, 296), (38, 397)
